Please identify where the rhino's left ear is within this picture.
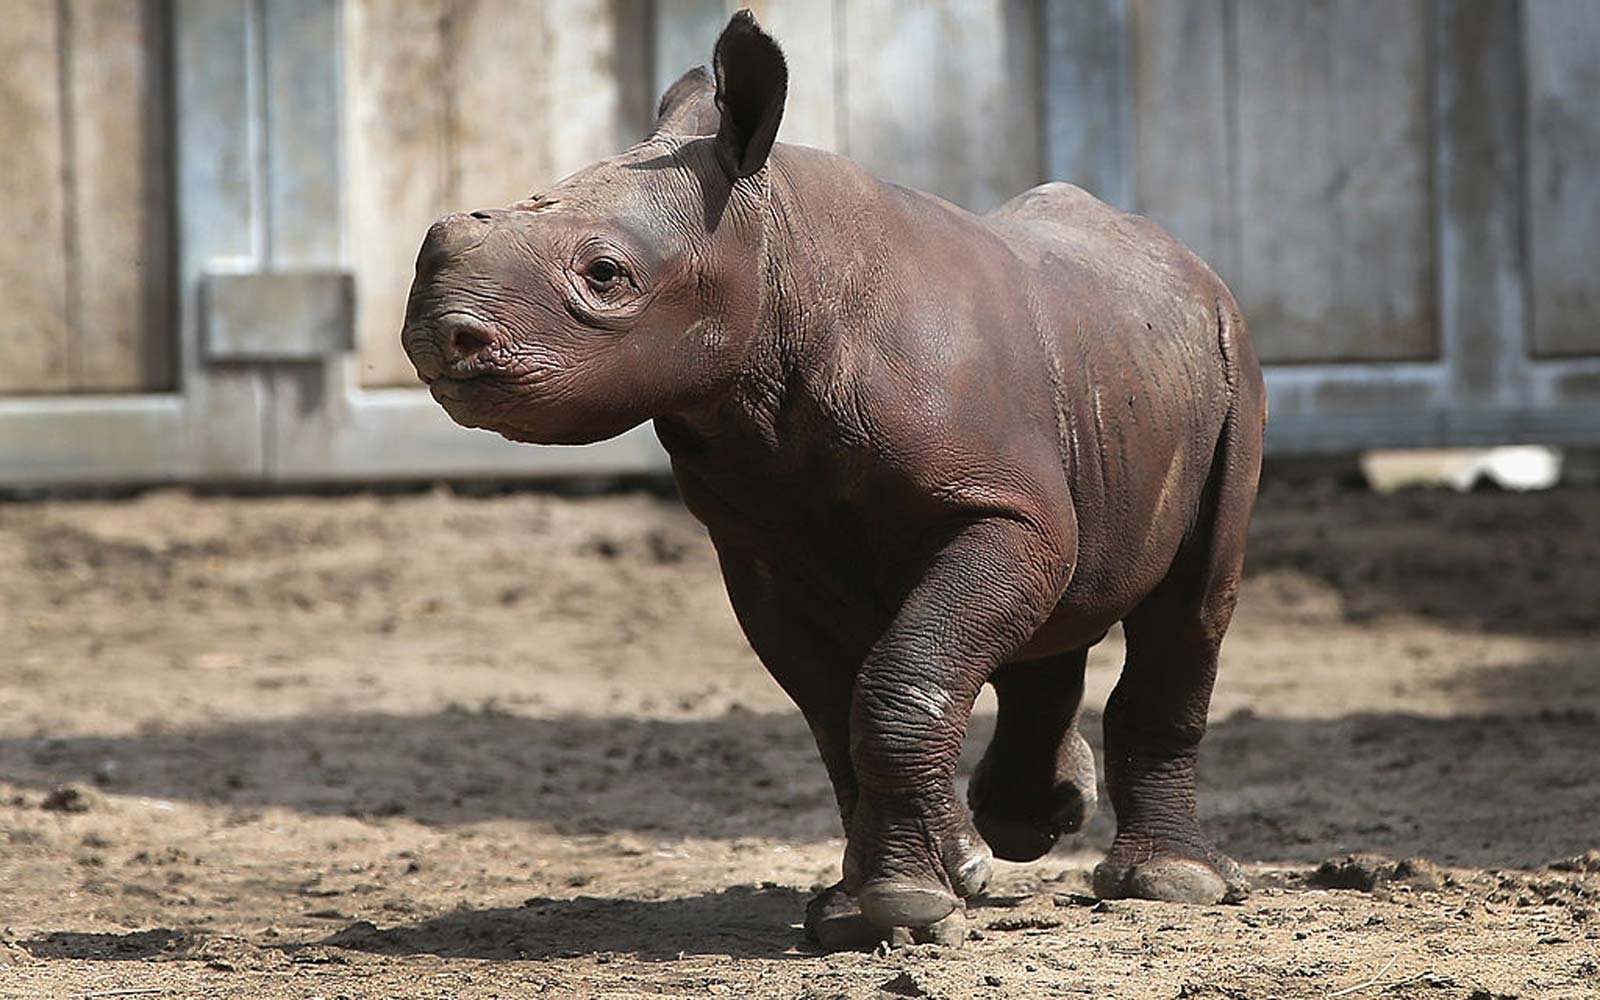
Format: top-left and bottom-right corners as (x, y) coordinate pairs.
(712, 9), (787, 179)
(654, 66), (720, 137)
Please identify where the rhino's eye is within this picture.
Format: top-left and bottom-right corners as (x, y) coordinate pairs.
(583, 258), (626, 292)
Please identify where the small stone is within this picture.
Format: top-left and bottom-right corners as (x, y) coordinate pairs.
(40, 785), (91, 814)
(0, 940), (33, 966)
(1550, 850), (1600, 874)
(878, 971), (926, 997)
(1309, 853), (1394, 892)
(1392, 857), (1444, 892)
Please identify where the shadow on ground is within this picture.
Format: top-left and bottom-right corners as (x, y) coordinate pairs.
(17, 886), (811, 964)
(20, 928), (187, 961)
(317, 885), (810, 961)
(1245, 480), (1600, 638)
(4, 685), (1596, 871)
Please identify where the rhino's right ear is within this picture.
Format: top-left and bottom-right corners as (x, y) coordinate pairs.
(712, 9), (787, 179)
(653, 66), (720, 137)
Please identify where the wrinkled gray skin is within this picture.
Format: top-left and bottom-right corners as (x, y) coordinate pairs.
(402, 11), (1266, 950)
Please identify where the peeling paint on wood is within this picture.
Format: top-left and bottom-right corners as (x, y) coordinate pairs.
(0, 2), (72, 393)
(347, 0), (653, 388)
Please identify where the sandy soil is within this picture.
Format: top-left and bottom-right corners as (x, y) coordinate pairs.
(0, 476), (1596, 999)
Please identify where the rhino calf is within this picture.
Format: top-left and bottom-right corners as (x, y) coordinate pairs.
(402, 11), (1265, 949)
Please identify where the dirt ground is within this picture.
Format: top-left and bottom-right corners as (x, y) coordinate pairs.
(1, 473), (1597, 999)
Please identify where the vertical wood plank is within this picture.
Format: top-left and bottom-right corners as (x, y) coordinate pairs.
(652, 1), (838, 150)
(1435, 0), (1527, 406)
(345, 0), (451, 387)
(1129, 0), (1235, 282)
(351, 0), (653, 386)
(452, 0), (644, 207)
(449, 0), (555, 208)
(1043, 0), (1130, 209)
(0, 1), (71, 394)
(841, 0), (1041, 212)
(610, 0), (656, 145)
(1232, 0), (1434, 364)
(1525, 0), (1600, 358)
(746, 0), (838, 150)
(65, 0), (173, 391)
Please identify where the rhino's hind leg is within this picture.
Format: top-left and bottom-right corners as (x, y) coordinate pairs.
(1093, 394), (1261, 906)
(968, 650), (1098, 862)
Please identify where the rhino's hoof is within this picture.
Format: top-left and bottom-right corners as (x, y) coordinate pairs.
(1092, 856), (1247, 905)
(973, 811), (1059, 864)
(857, 880), (959, 928)
(970, 731), (1098, 862)
(804, 882), (893, 951)
(909, 906), (969, 946)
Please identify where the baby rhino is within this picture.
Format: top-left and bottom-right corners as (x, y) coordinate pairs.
(402, 10), (1265, 949)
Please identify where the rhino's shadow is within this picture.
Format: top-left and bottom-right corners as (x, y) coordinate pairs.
(19, 886), (812, 963)
(312, 885), (811, 961)
(3, 672), (1596, 870)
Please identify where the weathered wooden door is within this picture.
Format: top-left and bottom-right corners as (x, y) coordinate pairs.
(1052, 0), (1600, 452)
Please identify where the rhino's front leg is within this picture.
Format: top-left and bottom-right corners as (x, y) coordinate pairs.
(717, 552), (889, 949)
(845, 517), (1073, 929)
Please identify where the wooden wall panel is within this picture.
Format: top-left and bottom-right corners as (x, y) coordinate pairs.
(0, 3), (72, 394)
(0, 0), (171, 396)
(65, 0), (173, 391)
(345, 0), (452, 389)
(1525, 0), (1600, 358)
(1044, 0), (1131, 210)
(1129, 0), (1235, 282)
(349, 0), (652, 387)
(1133, 0), (1434, 366)
(1232, 0), (1434, 364)
(266, 0), (342, 268)
(841, 0), (1041, 213)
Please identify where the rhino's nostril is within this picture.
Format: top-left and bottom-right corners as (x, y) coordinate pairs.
(469, 210), (493, 221)
(444, 319), (496, 365)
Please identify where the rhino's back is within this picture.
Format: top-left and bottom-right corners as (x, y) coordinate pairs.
(985, 180), (1238, 422)
(987, 182), (1231, 327)
(984, 183), (1250, 634)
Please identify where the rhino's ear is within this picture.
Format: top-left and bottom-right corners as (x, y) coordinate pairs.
(712, 9), (787, 179)
(654, 66), (719, 137)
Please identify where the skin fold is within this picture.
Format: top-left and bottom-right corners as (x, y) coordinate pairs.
(401, 10), (1267, 950)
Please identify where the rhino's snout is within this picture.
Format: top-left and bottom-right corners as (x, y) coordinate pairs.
(404, 210), (508, 384)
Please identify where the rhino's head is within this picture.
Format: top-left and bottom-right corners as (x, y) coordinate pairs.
(401, 11), (788, 445)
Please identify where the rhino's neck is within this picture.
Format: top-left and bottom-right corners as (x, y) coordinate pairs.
(659, 145), (890, 465)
